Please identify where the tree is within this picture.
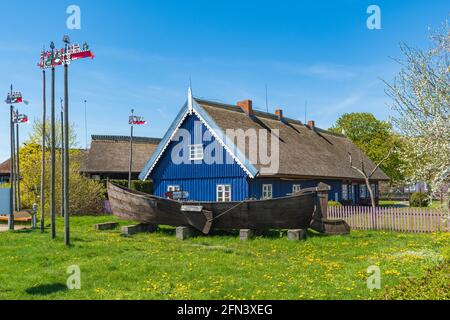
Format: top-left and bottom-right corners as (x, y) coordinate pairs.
(349, 149), (394, 209)
(27, 117), (78, 149)
(19, 143), (105, 215)
(19, 121), (105, 214)
(384, 20), (449, 205)
(330, 113), (405, 183)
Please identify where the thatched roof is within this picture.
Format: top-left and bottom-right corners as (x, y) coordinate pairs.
(81, 135), (161, 174)
(0, 159), (10, 175)
(195, 98), (389, 181)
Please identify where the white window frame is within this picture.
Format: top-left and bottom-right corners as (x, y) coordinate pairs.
(262, 184), (273, 199)
(360, 184), (367, 199)
(216, 185), (231, 202)
(342, 184), (349, 201)
(292, 185), (302, 194)
(189, 144), (204, 161)
(167, 185), (181, 192)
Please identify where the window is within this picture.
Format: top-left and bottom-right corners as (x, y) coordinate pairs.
(360, 184), (367, 199)
(292, 185), (302, 194)
(262, 184), (273, 199)
(217, 185), (231, 202)
(168, 186), (181, 192)
(189, 144), (204, 161)
(371, 184), (377, 198)
(342, 184), (349, 201)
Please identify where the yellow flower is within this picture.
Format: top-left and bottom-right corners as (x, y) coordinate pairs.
(384, 270), (401, 276)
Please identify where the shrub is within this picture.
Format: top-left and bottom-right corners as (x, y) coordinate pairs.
(328, 201), (343, 207)
(19, 143), (106, 215)
(410, 192), (430, 208)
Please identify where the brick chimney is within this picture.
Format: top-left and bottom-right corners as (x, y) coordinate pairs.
(237, 100), (253, 117)
(307, 120), (316, 129)
(275, 109), (283, 121)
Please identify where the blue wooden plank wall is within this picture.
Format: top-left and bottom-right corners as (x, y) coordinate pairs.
(151, 114), (249, 201)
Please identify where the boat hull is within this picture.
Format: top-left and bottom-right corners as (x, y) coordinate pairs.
(107, 182), (329, 234)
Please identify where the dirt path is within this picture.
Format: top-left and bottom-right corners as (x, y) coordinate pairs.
(0, 224), (30, 232)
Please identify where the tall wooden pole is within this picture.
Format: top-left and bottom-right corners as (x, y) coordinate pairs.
(9, 99), (15, 230)
(60, 98), (64, 217)
(50, 65), (56, 239)
(11, 112), (16, 211)
(15, 121), (21, 211)
(128, 109), (134, 189)
(40, 70), (46, 232)
(84, 100), (88, 149)
(63, 59), (70, 246)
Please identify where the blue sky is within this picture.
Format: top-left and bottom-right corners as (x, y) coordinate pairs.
(0, 0), (448, 161)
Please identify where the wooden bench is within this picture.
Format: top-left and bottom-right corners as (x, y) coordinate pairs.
(0, 211), (33, 223)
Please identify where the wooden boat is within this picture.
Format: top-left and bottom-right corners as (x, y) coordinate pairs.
(107, 182), (331, 235)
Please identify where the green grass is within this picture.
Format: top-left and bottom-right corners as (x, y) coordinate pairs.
(383, 260), (450, 300)
(379, 200), (409, 208)
(379, 200), (448, 209)
(0, 216), (449, 300)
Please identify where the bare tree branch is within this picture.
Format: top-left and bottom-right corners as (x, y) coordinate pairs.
(369, 148), (395, 178)
(348, 152), (367, 178)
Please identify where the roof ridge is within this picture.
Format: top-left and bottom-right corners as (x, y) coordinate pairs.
(91, 135), (162, 143)
(194, 97), (346, 138)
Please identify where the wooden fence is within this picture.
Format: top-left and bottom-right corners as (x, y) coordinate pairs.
(328, 206), (449, 233)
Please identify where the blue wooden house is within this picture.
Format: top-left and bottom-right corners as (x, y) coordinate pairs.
(140, 89), (389, 205)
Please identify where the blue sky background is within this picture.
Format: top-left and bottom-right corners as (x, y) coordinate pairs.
(0, 0), (448, 161)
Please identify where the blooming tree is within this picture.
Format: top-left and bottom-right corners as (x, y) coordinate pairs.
(385, 20), (449, 208)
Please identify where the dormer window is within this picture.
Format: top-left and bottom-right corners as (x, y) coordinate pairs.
(189, 144), (204, 161)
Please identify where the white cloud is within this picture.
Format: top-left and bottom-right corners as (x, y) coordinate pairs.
(304, 64), (357, 80)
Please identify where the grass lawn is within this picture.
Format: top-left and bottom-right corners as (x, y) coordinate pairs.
(379, 200), (448, 209)
(0, 216), (449, 300)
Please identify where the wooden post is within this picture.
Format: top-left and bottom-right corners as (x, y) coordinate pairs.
(316, 183), (330, 220)
(60, 98), (64, 218)
(63, 60), (70, 246)
(9, 102), (15, 231)
(15, 122), (21, 211)
(128, 109), (134, 189)
(11, 110), (16, 211)
(40, 69), (46, 233)
(50, 65), (56, 239)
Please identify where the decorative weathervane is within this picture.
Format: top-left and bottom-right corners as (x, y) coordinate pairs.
(128, 109), (148, 188)
(38, 41), (94, 69)
(36, 36), (94, 246)
(5, 85), (27, 230)
(5, 91), (23, 104)
(13, 111), (29, 124)
(129, 114), (147, 125)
